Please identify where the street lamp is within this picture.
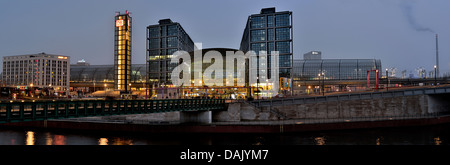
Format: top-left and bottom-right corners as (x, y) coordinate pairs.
(434, 65), (437, 86)
(318, 73), (321, 95)
(386, 68), (389, 91)
(321, 73), (325, 96)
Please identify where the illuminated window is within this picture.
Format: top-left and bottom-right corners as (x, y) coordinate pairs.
(116, 19), (124, 27)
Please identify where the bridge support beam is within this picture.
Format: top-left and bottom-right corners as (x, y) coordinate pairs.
(180, 111), (212, 124)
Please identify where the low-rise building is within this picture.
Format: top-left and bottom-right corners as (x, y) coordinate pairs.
(2, 52), (70, 96)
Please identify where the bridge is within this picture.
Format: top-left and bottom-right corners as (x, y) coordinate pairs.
(2, 85), (450, 125)
(251, 86), (450, 107)
(0, 99), (225, 124)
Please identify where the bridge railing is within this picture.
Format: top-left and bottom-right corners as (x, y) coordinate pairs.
(249, 86), (450, 107)
(0, 99), (225, 123)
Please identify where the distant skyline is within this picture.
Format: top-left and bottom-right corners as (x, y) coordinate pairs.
(0, 0), (449, 77)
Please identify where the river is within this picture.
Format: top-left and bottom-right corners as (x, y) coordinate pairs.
(0, 123), (449, 145)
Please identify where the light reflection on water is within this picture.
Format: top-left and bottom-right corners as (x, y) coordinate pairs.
(26, 131), (34, 145)
(2, 123), (450, 145)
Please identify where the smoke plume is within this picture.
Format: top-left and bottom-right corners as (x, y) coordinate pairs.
(400, 1), (435, 33)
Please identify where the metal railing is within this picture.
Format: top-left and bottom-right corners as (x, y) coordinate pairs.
(0, 99), (225, 123)
(249, 86), (450, 107)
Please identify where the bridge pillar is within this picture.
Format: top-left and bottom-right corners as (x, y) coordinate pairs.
(180, 111), (212, 124)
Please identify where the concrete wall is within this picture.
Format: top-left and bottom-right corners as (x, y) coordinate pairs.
(427, 94), (450, 114)
(101, 112), (180, 122)
(212, 103), (241, 122)
(275, 95), (431, 120)
(214, 94), (450, 122)
(180, 111), (212, 124)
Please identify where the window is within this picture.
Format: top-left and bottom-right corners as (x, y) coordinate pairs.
(149, 50), (159, 56)
(268, 42), (275, 54)
(251, 16), (266, 28)
(268, 29), (274, 41)
(149, 27), (160, 38)
(251, 30), (266, 42)
(161, 38), (167, 48)
(149, 38), (159, 49)
(167, 37), (177, 48)
(161, 26), (167, 36)
(149, 62), (159, 72)
(251, 43), (266, 55)
(268, 15), (274, 27)
(276, 41), (290, 54)
(276, 28), (290, 40)
(276, 14), (290, 27)
(168, 48), (178, 55)
(279, 55), (291, 67)
(167, 25), (177, 36)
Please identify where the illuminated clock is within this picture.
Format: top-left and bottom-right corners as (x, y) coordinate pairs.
(116, 19), (124, 27)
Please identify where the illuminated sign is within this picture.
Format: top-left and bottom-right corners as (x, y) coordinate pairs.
(116, 19), (124, 27)
(58, 56), (67, 59)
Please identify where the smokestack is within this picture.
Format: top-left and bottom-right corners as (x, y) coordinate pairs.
(436, 34), (440, 78)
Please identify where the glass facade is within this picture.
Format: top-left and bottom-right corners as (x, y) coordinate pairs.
(240, 8), (293, 90)
(147, 19), (195, 85)
(251, 16), (266, 28)
(276, 14), (290, 27)
(71, 64), (146, 84)
(251, 30), (266, 42)
(293, 59), (382, 80)
(114, 12), (132, 92)
(275, 28), (290, 40)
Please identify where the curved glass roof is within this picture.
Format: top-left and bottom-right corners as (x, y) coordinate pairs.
(293, 59), (382, 80)
(71, 64), (146, 83)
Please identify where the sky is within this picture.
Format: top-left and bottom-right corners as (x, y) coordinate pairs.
(0, 0), (449, 77)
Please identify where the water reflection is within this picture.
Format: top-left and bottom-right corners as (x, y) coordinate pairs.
(109, 138), (133, 145)
(2, 123), (450, 145)
(314, 136), (326, 145)
(45, 132), (53, 145)
(99, 138), (108, 145)
(26, 131), (34, 145)
(35, 132), (66, 145)
(434, 137), (442, 145)
(53, 135), (66, 145)
(376, 137), (384, 145)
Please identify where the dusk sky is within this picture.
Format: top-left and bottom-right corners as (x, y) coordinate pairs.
(0, 0), (449, 77)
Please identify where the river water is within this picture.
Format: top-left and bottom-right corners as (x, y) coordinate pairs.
(0, 123), (449, 145)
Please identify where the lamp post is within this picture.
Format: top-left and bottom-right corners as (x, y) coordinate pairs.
(386, 68), (388, 91)
(322, 73), (325, 96)
(434, 65), (437, 86)
(266, 79), (269, 98)
(318, 73), (321, 95)
(256, 77), (259, 99)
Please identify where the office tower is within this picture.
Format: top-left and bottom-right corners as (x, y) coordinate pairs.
(147, 19), (195, 86)
(240, 7), (293, 87)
